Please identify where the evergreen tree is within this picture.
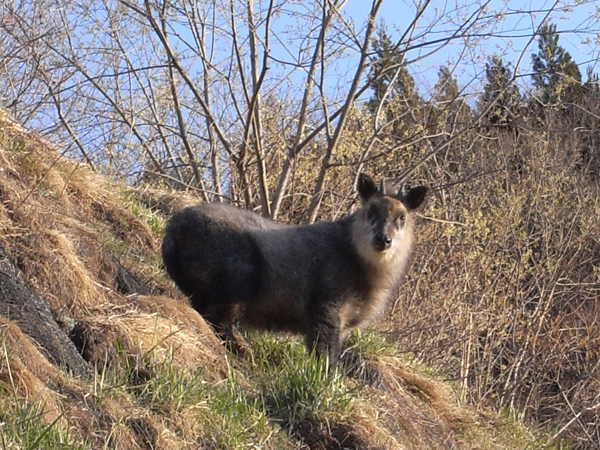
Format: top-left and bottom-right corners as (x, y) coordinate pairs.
(478, 55), (522, 129)
(579, 68), (600, 174)
(433, 66), (459, 104)
(367, 26), (418, 115)
(432, 66), (471, 130)
(531, 22), (582, 106)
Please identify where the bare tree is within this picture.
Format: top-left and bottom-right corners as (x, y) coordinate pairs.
(1, 0), (598, 222)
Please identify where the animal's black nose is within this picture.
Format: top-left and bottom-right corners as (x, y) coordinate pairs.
(374, 233), (392, 251)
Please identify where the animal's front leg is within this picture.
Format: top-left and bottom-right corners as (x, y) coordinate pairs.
(305, 306), (342, 368)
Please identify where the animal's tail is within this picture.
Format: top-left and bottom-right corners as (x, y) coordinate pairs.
(161, 224), (212, 317)
(161, 226), (183, 288)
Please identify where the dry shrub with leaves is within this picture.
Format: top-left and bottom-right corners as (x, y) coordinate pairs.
(390, 129), (600, 447)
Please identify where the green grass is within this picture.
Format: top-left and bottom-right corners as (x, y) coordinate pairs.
(202, 376), (278, 449)
(344, 328), (394, 358)
(0, 327), (572, 450)
(93, 349), (288, 449)
(237, 333), (364, 447)
(105, 334), (365, 448)
(246, 333), (358, 424)
(0, 390), (87, 450)
(120, 190), (165, 235)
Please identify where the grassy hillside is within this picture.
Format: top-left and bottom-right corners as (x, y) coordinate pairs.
(0, 109), (565, 449)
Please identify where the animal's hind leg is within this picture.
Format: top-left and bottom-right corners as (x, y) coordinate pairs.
(201, 301), (247, 356)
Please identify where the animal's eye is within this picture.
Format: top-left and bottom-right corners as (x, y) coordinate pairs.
(395, 214), (406, 226)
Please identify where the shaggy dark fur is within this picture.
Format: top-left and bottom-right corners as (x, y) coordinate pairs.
(162, 173), (427, 366)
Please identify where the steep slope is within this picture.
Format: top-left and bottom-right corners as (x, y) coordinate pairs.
(0, 110), (560, 449)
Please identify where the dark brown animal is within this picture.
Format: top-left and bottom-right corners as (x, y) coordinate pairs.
(161, 173), (427, 366)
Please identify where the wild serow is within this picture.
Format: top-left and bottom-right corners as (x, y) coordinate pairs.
(161, 173), (428, 366)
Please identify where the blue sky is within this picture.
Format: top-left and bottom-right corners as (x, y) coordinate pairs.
(156, 0), (598, 107)
(343, 0), (599, 96)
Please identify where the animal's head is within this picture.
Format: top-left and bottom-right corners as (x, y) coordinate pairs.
(353, 173), (428, 261)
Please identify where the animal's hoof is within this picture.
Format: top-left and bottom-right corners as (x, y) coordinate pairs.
(223, 335), (249, 359)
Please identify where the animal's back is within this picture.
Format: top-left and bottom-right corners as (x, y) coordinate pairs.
(162, 203), (365, 331)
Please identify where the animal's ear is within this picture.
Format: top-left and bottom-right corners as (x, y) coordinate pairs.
(402, 186), (429, 211)
(357, 173), (379, 202)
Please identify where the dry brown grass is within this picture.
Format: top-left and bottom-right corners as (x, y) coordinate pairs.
(73, 296), (228, 377)
(0, 110), (232, 449)
(0, 318), (64, 420)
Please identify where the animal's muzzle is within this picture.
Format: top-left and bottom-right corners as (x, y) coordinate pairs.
(373, 233), (392, 251)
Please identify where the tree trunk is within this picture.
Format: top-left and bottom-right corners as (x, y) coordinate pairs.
(0, 246), (91, 379)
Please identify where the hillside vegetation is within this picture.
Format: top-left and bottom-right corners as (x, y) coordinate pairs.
(1, 3), (600, 447)
(0, 110), (565, 449)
